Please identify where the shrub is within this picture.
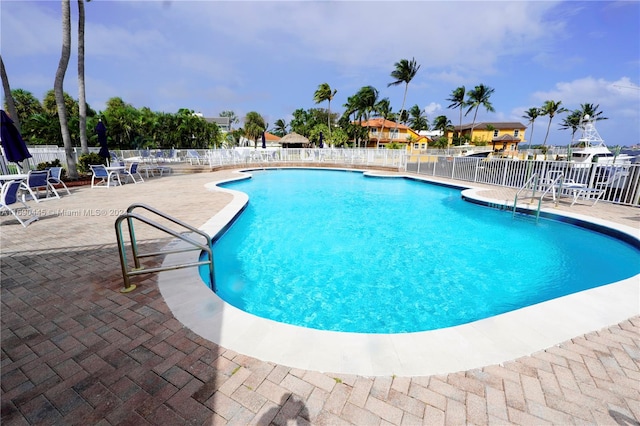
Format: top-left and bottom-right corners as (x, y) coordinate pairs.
(77, 152), (106, 174)
(36, 159), (63, 171)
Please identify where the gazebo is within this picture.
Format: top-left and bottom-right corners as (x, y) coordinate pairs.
(279, 132), (310, 148)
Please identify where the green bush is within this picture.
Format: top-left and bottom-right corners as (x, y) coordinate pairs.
(36, 159), (63, 171)
(77, 152), (106, 174)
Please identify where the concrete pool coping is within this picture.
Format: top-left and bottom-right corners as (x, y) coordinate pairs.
(158, 169), (640, 376)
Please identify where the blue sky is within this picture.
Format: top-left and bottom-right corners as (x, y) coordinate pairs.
(2, 1), (639, 146)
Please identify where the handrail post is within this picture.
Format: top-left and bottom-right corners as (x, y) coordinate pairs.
(115, 216), (137, 293)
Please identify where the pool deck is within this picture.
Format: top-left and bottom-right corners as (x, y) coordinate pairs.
(2, 168), (639, 425)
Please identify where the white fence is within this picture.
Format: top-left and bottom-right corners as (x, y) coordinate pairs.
(4, 147), (639, 207)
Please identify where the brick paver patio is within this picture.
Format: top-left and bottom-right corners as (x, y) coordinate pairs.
(1, 169), (639, 425)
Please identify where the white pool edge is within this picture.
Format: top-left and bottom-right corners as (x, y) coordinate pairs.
(158, 170), (640, 376)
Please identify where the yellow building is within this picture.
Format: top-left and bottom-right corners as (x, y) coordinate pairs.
(445, 122), (526, 154)
(358, 118), (430, 150)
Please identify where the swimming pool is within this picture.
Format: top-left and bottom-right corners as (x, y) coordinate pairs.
(206, 169), (640, 334)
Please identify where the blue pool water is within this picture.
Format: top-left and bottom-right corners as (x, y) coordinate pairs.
(204, 169), (640, 334)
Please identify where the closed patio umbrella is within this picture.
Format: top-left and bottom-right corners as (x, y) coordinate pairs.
(319, 131), (324, 148)
(0, 110), (32, 168)
(96, 120), (109, 160)
(261, 132), (266, 149)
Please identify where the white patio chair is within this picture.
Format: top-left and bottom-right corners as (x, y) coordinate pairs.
(120, 162), (145, 184)
(47, 167), (70, 195)
(21, 170), (60, 202)
(90, 164), (121, 188)
(0, 180), (39, 227)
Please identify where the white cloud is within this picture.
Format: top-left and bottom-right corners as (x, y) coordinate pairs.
(424, 102), (441, 116)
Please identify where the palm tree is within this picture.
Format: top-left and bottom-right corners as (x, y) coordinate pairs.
(0, 55), (20, 131)
(55, 0), (78, 178)
(77, 0), (88, 154)
(244, 111), (266, 148)
(465, 84), (495, 143)
(220, 110), (239, 131)
(522, 107), (541, 148)
(559, 110), (583, 143)
(354, 86), (378, 148)
(408, 104), (428, 131)
(388, 57), (420, 144)
(432, 115), (452, 135)
(574, 103), (608, 123)
(539, 100), (568, 148)
(272, 118), (288, 137)
(313, 83), (337, 136)
(446, 86), (466, 145)
(374, 97), (392, 149)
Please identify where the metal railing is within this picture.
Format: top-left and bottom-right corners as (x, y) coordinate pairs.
(6, 147), (639, 207)
(114, 203), (214, 293)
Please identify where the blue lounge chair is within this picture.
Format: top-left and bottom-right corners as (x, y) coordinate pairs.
(90, 164), (121, 188)
(120, 162), (144, 184)
(0, 180), (39, 227)
(47, 167), (70, 196)
(21, 170), (60, 202)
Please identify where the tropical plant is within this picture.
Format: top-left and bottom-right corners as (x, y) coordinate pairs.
(373, 98), (392, 149)
(408, 104), (428, 131)
(465, 84), (495, 143)
(388, 57), (420, 144)
(446, 86), (466, 144)
(559, 110), (583, 143)
(432, 115), (453, 136)
(522, 107), (541, 148)
(353, 86), (379, 148)
(539, 100), (568, 148)
(77, 152), (105, 173)
(313, 83), (337, 136)
(220, 110), (239, 131)
(574, 103), (608, 123)
(55, 0), (78, 178)
(272, 118), (288, 137)
(243, 111), (266, 148)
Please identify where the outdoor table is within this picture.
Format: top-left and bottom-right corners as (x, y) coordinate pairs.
(0, 174), (28, 186)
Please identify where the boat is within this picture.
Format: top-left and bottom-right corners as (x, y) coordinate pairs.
(569, 114), (636, 166)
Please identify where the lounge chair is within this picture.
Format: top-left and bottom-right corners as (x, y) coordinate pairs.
(186, 150), (202, 165)
(47, 167), (70, 195)
(21, 170), (60, 202)
(120, 162), (144, 184)
(0, 180), (39, 227)
(90, 164), (121, 188)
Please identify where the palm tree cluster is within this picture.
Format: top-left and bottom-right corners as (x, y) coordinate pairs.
(445, 84), (495, 145)
(8, 90), (223, 150)
(522, 102), (606, 149)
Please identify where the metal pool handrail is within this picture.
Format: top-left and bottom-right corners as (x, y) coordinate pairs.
(114, 203), (215, 293)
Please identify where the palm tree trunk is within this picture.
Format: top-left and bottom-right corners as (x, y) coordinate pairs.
(543, 118), (552, 147)
(0, 55), (20, 132)
(55, 0), (78, 179)
(327, 99), (331, 138)
(77, 0), (88, 154)
(470, 106), (480, 143)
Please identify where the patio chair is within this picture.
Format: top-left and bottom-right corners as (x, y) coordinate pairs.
(21, 170), (60, 202)
(0, 180), (39, 227)
(120, 162), (144, 184)
(90, 164), (121, 188)
(47, 167), (70, 195)
(186, 150), (202, 165)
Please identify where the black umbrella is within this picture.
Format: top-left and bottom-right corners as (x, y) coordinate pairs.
(96, 120), (109, 159)
(0, 110), (32, 166)
(261, 132), (266, 149)
(319, 131), (324, 148)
